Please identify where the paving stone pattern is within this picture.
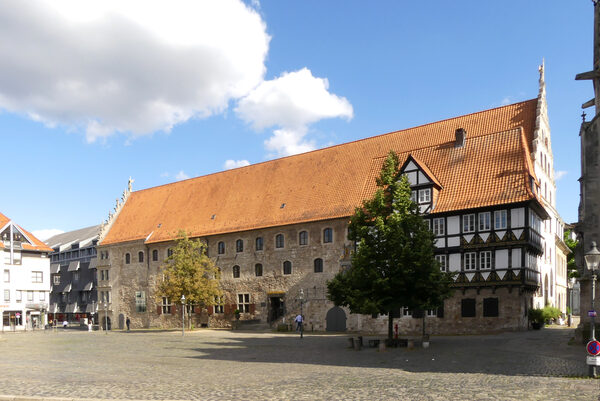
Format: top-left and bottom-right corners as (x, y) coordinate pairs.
(0, 327), (597, 400)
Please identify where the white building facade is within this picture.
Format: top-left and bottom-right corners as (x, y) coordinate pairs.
(0, 213), (51, 330)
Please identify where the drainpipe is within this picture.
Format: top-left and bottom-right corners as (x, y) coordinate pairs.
(145, 244), (151, 328)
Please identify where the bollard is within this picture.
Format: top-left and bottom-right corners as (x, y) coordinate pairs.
(348, 337), (354, 348)
(353, 337), (362, 350)
(378, 341), (386, 352)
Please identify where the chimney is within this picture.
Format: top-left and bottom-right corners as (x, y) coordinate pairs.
(455, 128), (466, 148)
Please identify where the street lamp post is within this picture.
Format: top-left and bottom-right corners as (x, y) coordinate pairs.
(180, 295), (185, 337)
(299, 289), (304, 339)
(103, 302), (108, 335)
(585, 241), (600, 378)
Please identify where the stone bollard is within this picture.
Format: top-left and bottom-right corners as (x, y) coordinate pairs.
(348, 337), (355, 348)
(353, 337), (362, 351)
(378, 341), (386, 352)
(407, 339), (415, 349)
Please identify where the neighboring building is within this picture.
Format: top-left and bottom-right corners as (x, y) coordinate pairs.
(576, 2), (600, 338)
(0, 212), (52, 330)
(45, 225), (100, 325)
(97, 70), (566, 335)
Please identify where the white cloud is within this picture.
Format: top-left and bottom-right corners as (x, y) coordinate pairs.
(224, 159), (250, 170)
(32, 229), (65, 241)
(235, 68), (353, 156)
(175, 170), (190, 181)
(500, 97), (512, 106)
(555, 170), (567, 181)
(160, 172), (170, 178)
(0, 0), (269, 142)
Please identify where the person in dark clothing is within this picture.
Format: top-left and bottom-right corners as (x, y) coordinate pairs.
(126, 317), (131, 331)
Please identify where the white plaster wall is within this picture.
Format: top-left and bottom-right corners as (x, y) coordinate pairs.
(447, 216), (460, 235)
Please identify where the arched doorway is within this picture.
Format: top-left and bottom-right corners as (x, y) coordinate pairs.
(326, 306), (346, 332)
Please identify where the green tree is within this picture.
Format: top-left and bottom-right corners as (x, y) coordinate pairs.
(564, 230), (579, 279)
(327, 151), (454, 340)
(155, 231), (222, 328)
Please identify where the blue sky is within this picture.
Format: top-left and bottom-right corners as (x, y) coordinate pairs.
(0, 1), (593, 239)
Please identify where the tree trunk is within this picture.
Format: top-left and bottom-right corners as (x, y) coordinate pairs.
(388, 311), (394, 340)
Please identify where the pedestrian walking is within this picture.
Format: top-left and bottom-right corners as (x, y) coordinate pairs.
(62, 320), (68, 329)
(295, 314), (303, 331)
(126, 317), (130, 331)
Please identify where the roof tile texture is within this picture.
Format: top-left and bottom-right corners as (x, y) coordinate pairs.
(101, 99), (539, 245)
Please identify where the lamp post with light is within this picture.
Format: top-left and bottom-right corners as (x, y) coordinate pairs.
(180, 295), (185, 337)
(299, 289), (304, 339)
(585, 241), (600, 377)
(103, 301), (108, 334)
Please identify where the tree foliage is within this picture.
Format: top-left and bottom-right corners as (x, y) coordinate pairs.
(564, 229), (579, 279)
(155, 231), (222, 311)
(327, 151), (454, 338)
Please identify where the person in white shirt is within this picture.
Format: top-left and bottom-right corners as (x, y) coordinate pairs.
(295, 314), (303, 331)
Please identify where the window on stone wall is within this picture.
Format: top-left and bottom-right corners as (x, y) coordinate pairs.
(136, 291), (147, 312)
(323, 228), (333, 243)
(125, 253), (131, 264)
(152, 250), (158, 261)
(483, 297), (499, 317)
(255, 263), (263, 277)
(461, 298), (476, 317)
(138, 251), (144, 263)
(255, 237), (263, 251)
(402, 307), (412, 317)
(236, 239), (243, 253)
(237, 293), (250, 313)
(232, 265), (240, 278)
(299, 231), (308, 246)
(314, 258), (323, 273)
(275, 234), (284, 249)
(214, 296), (224, 314)
(167, 248), (173, 257)
(161, 297), (171, 314)
(283, 261), (292, 275)
(218, 242), (225, 255)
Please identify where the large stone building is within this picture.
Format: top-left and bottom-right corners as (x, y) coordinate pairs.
(0, 212), (52, 330)
(576, 2), (600, 338)
(45, 225), (100, 325)
(97, 70), (566, 335)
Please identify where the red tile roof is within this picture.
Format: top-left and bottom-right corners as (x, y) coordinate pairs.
(0, 212), (54, 252)
(101, 99), (540, 246)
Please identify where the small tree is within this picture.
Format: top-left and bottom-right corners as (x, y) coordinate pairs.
(327, 151), (454, 340)
(155, 231), (222, 328)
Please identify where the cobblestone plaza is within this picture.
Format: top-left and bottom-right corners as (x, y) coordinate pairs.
(0, 327), (596, 400)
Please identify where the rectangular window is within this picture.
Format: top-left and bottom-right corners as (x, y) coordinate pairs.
(237, 293), (250, 313)
(479, 251), (492, 270)
(464, 252), (476, 271)
(402, 307), (412, 317)
(135, 291), (147, 312)
(3, 269), (8, 283)
(161, 297), (171, 314)
(418, 188), (431, 203)
(435, 255), (447, 272)
(3, 290), (9, 302)
(101, 291), (111, 304)
(463, 214), (475, 233)
(39, 291), (45, 302)
(483, 298), (499, 317)
(494, 210), (507, 230)
(426, 309), (437, 317)
(214, 296), (224, 314)
(27, 291), (33, 302)
(432, 218), (445, 236)
(53, 275), (60, 285)
(73, 271), (80, 282)
(255, 237), (263, 251)
(478, 212), (491, 231)
(461, 298), (476, 317)
(32, 271), (43, 283)
(16, 290), (22, 303)
(410, 191), (417, 203)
